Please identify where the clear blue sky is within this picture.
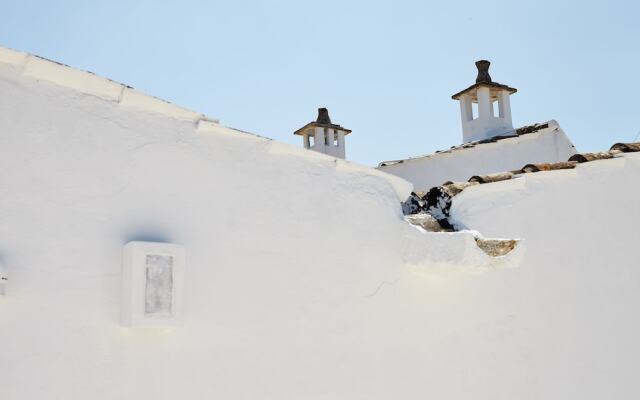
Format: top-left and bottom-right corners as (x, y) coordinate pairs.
(2, 0), (638, 166)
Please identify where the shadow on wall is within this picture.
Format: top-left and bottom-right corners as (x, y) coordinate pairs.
(121, 228), (174, 245)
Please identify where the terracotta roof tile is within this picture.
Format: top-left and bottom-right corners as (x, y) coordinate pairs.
(520, 161), (577, 173)
(610, 142), (640, 152)
(401, 141), (640, 231)
(568, 150), (620, 163)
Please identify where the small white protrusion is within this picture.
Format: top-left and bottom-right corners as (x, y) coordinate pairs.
(0, 261), (7, 295)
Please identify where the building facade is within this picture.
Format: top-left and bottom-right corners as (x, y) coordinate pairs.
(2, 46), (639, 400)
(0, 47), (523, 399)
(378, 61), (577, 191)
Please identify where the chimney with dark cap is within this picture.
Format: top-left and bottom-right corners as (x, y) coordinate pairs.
(451, 60), (517, 142)
(293, 107), (352, 159)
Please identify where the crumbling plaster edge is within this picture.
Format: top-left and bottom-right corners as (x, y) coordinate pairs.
(0, 45), (413, 203)
(402, 222), (525, 274)
(0, 46), (219, 124)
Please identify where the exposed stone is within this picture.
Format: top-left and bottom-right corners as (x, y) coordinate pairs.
(405, 214), (450, 232)
(401, 192), (424, 215)
(423, 186), (458, 230)
(475, 238), (517, 257)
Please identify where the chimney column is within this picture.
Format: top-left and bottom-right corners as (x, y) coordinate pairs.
(314, 127), (325, 150)
(477, 86), (492, 119)
(337, 130), (345, 158)
(326, 128), (334, 147)
(499, 90), (512, 121)
(460, 94), (473, 122)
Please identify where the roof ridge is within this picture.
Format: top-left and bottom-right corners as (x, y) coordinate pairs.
(378, 121), (557, 167)
(0, 46), (415, 203)
(0, 46), (219, 124)
(402, 142), (640, 230)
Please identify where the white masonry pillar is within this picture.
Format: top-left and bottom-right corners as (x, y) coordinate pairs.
(314, 127), (324, 150)
(337, 130), (345, 158)
(460, 94), (473, 123)
(477, 86), (492, 120)
(499, 90), (512, 122)
(326, 128), (334, 147)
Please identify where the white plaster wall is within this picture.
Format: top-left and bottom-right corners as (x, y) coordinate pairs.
(378, 122), (577, 191)
(309, 128), (346, 159)
(0, 50), (526, 400)
(463, 114), (513, 142)
(446, 153), (640, 399)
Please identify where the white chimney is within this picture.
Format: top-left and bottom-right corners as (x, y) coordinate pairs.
(452, 60), (517, 143)
(294, 108), (352, 159)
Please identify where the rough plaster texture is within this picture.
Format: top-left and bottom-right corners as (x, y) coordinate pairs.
(447, 153), (640, 399)
(378, 121), (577, 191)
(0, 47), (521, 399)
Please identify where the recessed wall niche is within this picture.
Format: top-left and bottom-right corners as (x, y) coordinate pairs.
(121, 241), (185, 327)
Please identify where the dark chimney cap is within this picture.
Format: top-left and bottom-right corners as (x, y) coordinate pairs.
(293, 107), (352, 136)
(451, 60), (517, 100)
(475, 60), (492, 83)
(316, 107), (332, 124)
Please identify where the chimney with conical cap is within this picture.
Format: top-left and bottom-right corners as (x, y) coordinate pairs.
(293, 107), (352, 159)
(452, 60), (517, 142)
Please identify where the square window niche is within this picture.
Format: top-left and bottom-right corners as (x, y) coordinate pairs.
(122, 241), (185, 327)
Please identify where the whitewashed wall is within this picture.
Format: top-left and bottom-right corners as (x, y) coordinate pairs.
(446, 153), (640, 399)
(378, 122), (577, 191)
(0, 49), (526, 399)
